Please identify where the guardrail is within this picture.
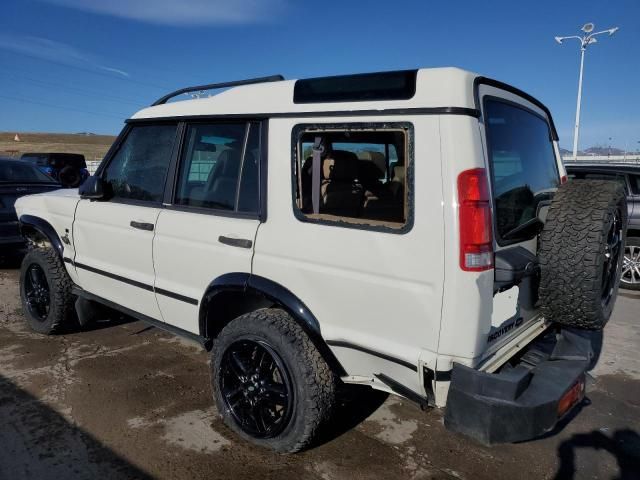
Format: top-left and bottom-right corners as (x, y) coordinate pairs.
(562, 155), (640, 164)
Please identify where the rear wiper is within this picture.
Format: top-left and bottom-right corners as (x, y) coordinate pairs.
(501, 217), (544, 240)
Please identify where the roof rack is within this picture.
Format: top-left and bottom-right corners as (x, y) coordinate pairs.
(151, 74), (285, 106)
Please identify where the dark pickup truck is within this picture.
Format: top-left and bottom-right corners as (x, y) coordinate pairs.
(565, 162), (640, 290)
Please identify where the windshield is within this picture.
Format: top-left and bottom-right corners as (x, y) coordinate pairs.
(0, 161), (58, 183)
(484, 99), (560, 244)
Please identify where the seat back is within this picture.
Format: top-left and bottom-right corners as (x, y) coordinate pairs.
(203, 147), (241, 209)
(320, 150), (363, 216)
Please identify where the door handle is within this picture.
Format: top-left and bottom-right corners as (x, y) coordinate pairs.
(130, 221), (154, 231)
(218, 236), (253, 249)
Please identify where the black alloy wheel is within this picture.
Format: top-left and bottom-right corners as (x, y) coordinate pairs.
(219, 339), (293, 439)
(24, 263), (51, 320)
(601, 208), (624, 307)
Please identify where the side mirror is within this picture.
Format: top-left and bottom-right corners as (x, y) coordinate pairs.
(79, 176), (107, 200)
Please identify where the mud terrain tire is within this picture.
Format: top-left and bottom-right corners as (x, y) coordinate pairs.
(20, 247), (74, 334)
(211, 308), (338, 453)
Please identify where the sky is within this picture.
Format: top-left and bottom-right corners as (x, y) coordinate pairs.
(0, 0), (638, 151)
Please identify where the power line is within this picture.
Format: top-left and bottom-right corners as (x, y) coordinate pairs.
(0, 50), (172, 92)
(0, 94), (129, 120)
(0, 72), (145, 108)
(0, 72), (144, 107)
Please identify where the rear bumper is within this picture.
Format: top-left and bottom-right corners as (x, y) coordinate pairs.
(444, 328), (592, 445)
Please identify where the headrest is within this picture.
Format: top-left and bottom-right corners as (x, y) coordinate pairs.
(195, 141), (217, 152)
(213, 148), (241, 177)
(357, 150), (386, 176)
(392, 165), (405, 183)
(322, 150), (358, 181)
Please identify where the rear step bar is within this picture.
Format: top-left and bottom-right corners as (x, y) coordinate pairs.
(444, 328), (592, 445)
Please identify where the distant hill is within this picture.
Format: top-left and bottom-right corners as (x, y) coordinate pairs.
(559, 147), (572, 156)
(582, 146), (626, 156)
(0, 132), (116, 162)
(557, 146), (637, 157)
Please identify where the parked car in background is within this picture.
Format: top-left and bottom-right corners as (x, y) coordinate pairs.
(565, 162), (640, 290)
(0, 157), (60, 253)
(20, 152), (89, 188)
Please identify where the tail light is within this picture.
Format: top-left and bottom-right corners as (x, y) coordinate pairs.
(458, 168), (494, 271)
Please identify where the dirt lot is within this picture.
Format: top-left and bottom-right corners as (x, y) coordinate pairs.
(0, 132), (115, 163)
(0, 256), (638, 480)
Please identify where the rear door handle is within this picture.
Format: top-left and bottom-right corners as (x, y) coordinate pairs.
(130, 221), (154, 231)
(218, 235), (253, 249)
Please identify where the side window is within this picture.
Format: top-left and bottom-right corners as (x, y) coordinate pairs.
(293, 124), (411, 230)
(175, 122), (260, 213)
(629, 175), (640, 195)
(103, 124), (177, 202)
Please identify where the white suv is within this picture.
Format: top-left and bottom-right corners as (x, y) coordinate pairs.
(15, 68), (628, 452)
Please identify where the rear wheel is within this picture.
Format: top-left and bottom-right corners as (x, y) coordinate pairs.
(20, 247), (74, 334)
(621, 237), (640, 290)
(211, 308), (338, 453)
(538, 180), (627, 330)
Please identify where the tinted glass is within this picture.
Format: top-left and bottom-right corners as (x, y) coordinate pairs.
(238, 123), (260, 213)
(175, 123), (250, 211)
(103, 124), (177, 202)
(0, 161), (57, 183)
(21, 154), (49, 166)
(630, 175), (640, 195)
(294, 70), (417, 104)
(485, 100), (560, 243)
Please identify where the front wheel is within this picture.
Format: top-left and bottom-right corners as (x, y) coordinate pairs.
(211, 309), (338, 453)
(621, 237), (640, 290)
(20, 247), (74, 334)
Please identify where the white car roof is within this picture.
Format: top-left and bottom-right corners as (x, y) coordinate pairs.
(131, 67), (481, 120)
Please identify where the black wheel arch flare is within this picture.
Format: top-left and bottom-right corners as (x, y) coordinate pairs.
(18, 215), (65, 259)
(199, 273), (346, 376)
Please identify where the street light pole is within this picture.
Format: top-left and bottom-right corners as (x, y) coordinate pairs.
(555, 23), (619, 160)
(572, 46), (586, 160)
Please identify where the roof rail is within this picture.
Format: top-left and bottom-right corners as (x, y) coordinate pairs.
(151, 74), (285, 106)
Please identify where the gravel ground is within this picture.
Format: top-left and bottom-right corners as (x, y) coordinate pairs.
(0, 256), (639, 480)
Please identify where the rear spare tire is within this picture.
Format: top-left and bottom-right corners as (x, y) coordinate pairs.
(59, 166), (81, 187)
(538, 179), (627, 330)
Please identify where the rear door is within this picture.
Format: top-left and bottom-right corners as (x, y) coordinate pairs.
(152, 121), (262, 334)
(72, 123), (178, 320)
(477, 86), (563, 360)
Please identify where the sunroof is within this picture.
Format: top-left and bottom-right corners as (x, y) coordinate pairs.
(293, 70), (417, 104)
